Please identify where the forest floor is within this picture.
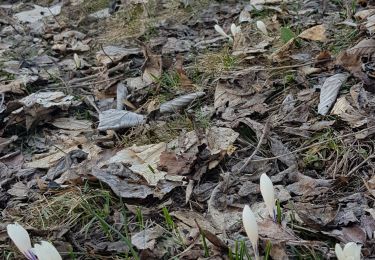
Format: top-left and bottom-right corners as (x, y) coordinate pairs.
(0, 0), (375, 259)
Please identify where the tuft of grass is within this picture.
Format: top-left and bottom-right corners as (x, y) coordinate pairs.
(302, 129), (345, 169)
(154, 71), (181, 90)
(326, 27), (359, 54)
(196, 48), (239, 76)
(136, 206), (145, 230)
(81, 0), (109, 14)
(101, 3), (148, 43)
(121, 114), (194, 147)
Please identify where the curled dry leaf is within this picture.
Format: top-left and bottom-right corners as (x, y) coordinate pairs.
(159, 92), (205, 114)
(318, 73), (349, 115)
(97, 109), (145, 131)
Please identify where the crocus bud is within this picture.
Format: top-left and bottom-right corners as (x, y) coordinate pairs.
(7, 223), (36, 260)
(260, 173), (276, 221)
(33, 241), (62, 260)
(335, 242), (361, 260)
(230, 23), (241, 37)
(214, 24), (233, 41)
(242, 205), (259, 260)
(256, 21), (268, 36)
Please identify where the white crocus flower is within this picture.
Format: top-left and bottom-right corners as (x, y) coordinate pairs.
(214, 24), (233, 41)
(7, 223), (61, 260)
(256, 20), (268, 36)
(33, 241), (62, 260)
(335, 242), (361, 260)
(7, 223), (37, 260)
(260, 173), (276, 221)
(242, 205), (260, 260)
(230, 23), (241, 37)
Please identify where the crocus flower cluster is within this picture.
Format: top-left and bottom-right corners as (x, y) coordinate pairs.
(242, 173), (362, 259)
(214, 23), (241, 42)
(7, 223), (62, 260)
(335, 242), (361, 260)
(242, 173), (275, 259)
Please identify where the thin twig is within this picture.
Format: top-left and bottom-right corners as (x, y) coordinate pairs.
(251, 126), (375, 163)
(236, 118), (271, 174)
(100, 44), (114, 64)
(347, 152), (375, 176)
(47, 7), (63, 28)
(46, 63), (127, 88)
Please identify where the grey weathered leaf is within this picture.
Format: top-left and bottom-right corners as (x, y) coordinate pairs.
(14, 4), (61, 23)
(318, 73), (349, 115)
(98, 109), (145, 131)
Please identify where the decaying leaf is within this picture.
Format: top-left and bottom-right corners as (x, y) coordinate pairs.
(131, 226), (164, 250)
(51, 118), (92, 131)
(331, 97), (368, 128)
(91, 164), (154, 199)
(158, 151), (195, 175)
(14, 4), (61, 23)
(142, 46), (162, 85)
(96, 45), (141, 66)
(270, 38), (295, 62)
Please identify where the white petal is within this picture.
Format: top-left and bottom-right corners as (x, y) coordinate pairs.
(242, 205), (259, 258)
(33, 241), (62, 260)
(7, 223), (33, 256)
(260, 173), (276, 220)
(343, 242), (361, 259)
(214, 24), (233, 41)
(231, 24), (241, 37)
(335, 244), (344, 260)
(256, 21), (268, 36)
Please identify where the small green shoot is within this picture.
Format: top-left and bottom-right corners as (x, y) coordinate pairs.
(153, 71), (181, 90)
(229, 240), (252, 260)
(280, 27), (295, 43)
(200, 231), (210, 257)
(148, 164), (156, 174)
(136, 206), (144, 230)
(264, 241), (272, 260)
(276, 199), (282, 224)
(162, 207), (175, 231)
(83, 202), (139, 260)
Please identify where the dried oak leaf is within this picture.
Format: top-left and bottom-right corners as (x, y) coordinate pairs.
(298, 24), (327, 42)
(158, 151), (195, 175)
